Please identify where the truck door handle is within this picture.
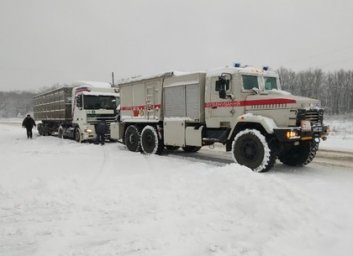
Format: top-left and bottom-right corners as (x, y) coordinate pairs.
(212, 106), (217, 109)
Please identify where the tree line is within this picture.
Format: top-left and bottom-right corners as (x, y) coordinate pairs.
(0, 91), (35, 118)
(0, 69), (352, 117)
(0, 84), (62, 118)
(278, 68), (353, 115)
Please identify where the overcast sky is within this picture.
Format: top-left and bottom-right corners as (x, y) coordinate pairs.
(1, 0), (353, 91)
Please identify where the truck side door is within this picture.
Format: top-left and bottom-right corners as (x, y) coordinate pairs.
(206, 75), (236, 128)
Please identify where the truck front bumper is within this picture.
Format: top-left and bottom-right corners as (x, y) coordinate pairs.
(274, 125), (329, 142)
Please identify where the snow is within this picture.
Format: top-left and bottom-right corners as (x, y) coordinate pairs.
(320, 116), (353, 152)
(1, 119), (353, 256)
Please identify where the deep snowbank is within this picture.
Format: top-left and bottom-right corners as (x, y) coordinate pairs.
(1, 122), (353, 256)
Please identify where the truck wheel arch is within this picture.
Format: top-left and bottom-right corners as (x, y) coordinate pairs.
(226, 115), (277, 151)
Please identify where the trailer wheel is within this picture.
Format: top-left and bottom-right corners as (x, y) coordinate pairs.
(75, 128), (82, 143)
(232, 129), (275, 172)
(140, 125), (163, 154)
(37, 123), (44, 136)
(58, 126), (64, 139)
(279, 141), (318, 166)
(124, 125), (141, 152)
(182, 146), (201, 153)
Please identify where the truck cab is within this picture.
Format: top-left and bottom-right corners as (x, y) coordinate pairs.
(204, 65), (328, 171)
(70, 85), (119, 142)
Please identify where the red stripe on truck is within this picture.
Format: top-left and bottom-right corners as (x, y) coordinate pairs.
(121, 104), (161, 111)
(120, 99), (296, 111)
(204, 98), (296, 108)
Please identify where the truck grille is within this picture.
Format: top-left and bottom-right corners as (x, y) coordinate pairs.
(87, 113), (117, 138)
(296, 109), (324, 125)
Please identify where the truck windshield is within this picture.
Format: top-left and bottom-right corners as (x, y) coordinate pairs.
(83, 95), (117, 110)
(264, 77), (278, 90)
(242, 75), (259, 90)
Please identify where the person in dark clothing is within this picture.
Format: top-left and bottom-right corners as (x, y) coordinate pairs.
(95, 120), (107, 145)
(22, 114), (36, 139)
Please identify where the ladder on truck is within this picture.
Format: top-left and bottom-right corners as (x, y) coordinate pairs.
(146, 86), (155, 120)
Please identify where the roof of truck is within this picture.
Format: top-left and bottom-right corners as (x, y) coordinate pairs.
(118, 71), (209, 85)
(71, 81), (112, 88)
(118, 65), (278, 86)
(206, 65), (278, 77)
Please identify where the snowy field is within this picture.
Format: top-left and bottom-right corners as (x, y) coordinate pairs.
(1, 120), (353, 256)
(320, 116), (353, 152)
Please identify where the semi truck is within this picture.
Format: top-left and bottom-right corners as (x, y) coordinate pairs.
(33, 82), (120, 142)
(110, 65), (329, 172)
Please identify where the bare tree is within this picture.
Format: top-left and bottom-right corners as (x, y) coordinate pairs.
(278, 68), (353, 115)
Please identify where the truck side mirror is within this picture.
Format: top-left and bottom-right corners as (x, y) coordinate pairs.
(216, 76), (229, 99)
(76, 95), (82, 109)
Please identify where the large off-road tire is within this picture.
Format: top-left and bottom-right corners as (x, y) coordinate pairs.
(232, 129), (276, 172)
(279, 141), (319, 166)
(124, 125), (141, 152)
(140, 125), (163, 154)
(182, 146), (201, 153)
(74, 128), (82, 143)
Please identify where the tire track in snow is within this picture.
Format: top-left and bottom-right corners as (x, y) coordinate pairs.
(167, 147), (353, 169)
(34, 145), (117, 256)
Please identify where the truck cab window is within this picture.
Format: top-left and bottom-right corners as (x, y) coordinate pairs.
(215, 79), (230, 91)
(242, 75), (259, 90)
(264, 77), (278, 90)
(215, 73), (232, 99)
(84, 95), (117, 110)
(215, 79), (230, 99)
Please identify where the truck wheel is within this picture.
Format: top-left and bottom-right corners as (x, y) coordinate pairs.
(75, 128), (82, 143)
(279, 141), (318, 166)
(58, 126), (64, 139)
(37, 124), (43, 136)
(232, 129), (275, 172)
(42, 125), (49, 136)
(140, 125), (163, 154)
(182, 146), (201, 153)
(124, 125), (141, 152)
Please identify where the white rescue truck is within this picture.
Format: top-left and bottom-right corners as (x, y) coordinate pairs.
(34, 82), (120, 142)
(111, 65), (328, 172)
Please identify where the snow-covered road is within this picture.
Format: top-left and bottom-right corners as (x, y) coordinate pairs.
(1, 122), (353, 256)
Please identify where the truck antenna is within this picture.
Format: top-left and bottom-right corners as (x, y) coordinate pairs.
(111, 72), (115, 87)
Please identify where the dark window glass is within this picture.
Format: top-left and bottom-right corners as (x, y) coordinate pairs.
(242, 75), (259, 90)
(76, 95), (82, 108)
(264, 77), (278, 90)
(215, 79), (230, 91)
(83, 95), (117, 110)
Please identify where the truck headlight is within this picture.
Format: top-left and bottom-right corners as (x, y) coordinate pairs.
(84, 128), (93, 133)
(286, 130), (300, 140)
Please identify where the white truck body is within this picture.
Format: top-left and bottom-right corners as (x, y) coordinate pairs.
(111, 66), (328, 172)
